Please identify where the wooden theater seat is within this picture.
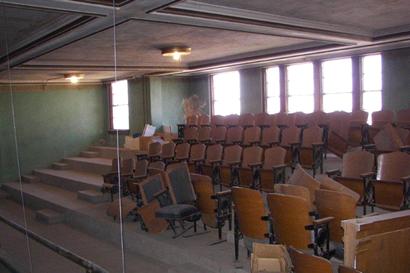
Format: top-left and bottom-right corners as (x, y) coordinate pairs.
(187, 143), (206, 173)
(198, 114), (210, 127)
(297, 126), (324, 176)
(198, 126), (211, 143)
(210, 126), (227, 144)
(238, 146), (263, 188)
(348, 110), (368, 147)
(102, 157), (134, 201)
(172, 142), (190, 163)
(232, 187), (272, 260)
(199, 143), (223, 184)
(259, 146), (287, 193)
(219, 145), (242, 188)
(136, 141), (162, 161)
(396, 108), (410, 128)
(225, 126), (244, 145)
(211, 115), (225, 127)
(183, 126), (199, 144)
(254, 112), (270, 128)
(160, 142), (175, 164)
(239, 113), (255, 128)
(280, 126), (302, 169)
(274, 184), (312, 209)
(287, 165), (321, 203)
(242, 126), (261, 146)
(225, 114), (240, 127)
(260, 126), (280, 148)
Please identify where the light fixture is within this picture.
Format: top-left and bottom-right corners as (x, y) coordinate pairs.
(161, 47), (191, 62)
(64, 73), (84, 84)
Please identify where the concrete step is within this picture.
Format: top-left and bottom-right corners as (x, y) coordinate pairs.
(33, 169), (103, 192)
(63, 157), (112, 175)
(52, 162), (70, 170)
(89, 146), (137, 159)
(36, 208), (64, 224)
(1, 181), (250, 273)
(77, 190), (110, 204)
(21, 174), (40, 183)
(80, 151), (100, 158)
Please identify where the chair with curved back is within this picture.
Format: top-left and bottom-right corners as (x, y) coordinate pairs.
(199, 144), (223, 184)
(225, 126), (244, 145)
(239, 113), (255, 128)
(198, 114), (210, 127)
(219, 145), (243, 188)
(102, 157), (134, 201)
(183, 126), (199, 144)
(225, 114), (240, 127)
(289, 247), (332, 273)
(287, 165), (321, 204)
(211, 115), (225, 127)
(280, 126), (302, 169)
(188, 143), (206, 173)
(255, 112), (270, 128)
(259, 146), (287, 193)
(160, 142), (176, 164)
(210, 126), (227, 144)
(349, 110), (368, 146)
(260, 126), (281, 148)
(238, 146), (263, 188)
(242, 126), (261, 146)
(396, 108), (410, 128)
(173, 142), (191, 163)
(274, 184), (312, 209)
(232, 187), (272, 260)
(198, 126), (211, 143)
(297, 126), (324, 177)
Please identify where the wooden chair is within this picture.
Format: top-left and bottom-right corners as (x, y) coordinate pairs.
(232, 187), (272, 260)
(136, 142), (162, 161)
(239, 113), (255, 128)
(211, 115), (225, 127)
(396, 108), (410, 128)
(183, 126), (199, 144)
(276, 112), (295, 128)
(219, 145), (242, 188)
(136, 174), (168, 233)
(198, 126), (211, 143)
(274, 184), (312, 209)
(287, 165), (321, 204)
(160, 142), (175, 164)
(327, 111), (350, 157)
(154, 163), (201, 238)
(242, 126), (261, 146)
(327, 150), (374, 212)
(225, 126), (244, 145)
(255, 112), (270, 128)
(198, 114), (210, 127)
(186, 115), (199, 127)
(102, 158), (134, 201)
(370, 151), (410, 210)
(210, 126), (227, 144)
(238, 146), (263, 188)
(289, 247), (332, 273)
(147, 160), (165, 175)
(173, 142), (190, 163)
(259, 146), (287, 193)
(191, 174), (232, 243)
(260, 126), (280, 148)
(368, 110), (394, 143)
(280, 126), (302, 169)
(297, 126), (324, 177)
(126, 159), (149, 201)
(225, 114), (240, 127)
(316, 175), (360, 204)
(348, 110), (368, 146)
(267, 193), (333, 257)
(294, 112), (308, 128)
(188, 143), (206, 173)
(200, 144), (223, 184)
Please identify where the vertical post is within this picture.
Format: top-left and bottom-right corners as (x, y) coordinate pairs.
(352, 56), (361, 112)
(279, 64), (286, 113)
(313, 60), (321, 112)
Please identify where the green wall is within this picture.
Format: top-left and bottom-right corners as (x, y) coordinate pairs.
(0, 84), (107, 183)
(382, 48), (410, 112)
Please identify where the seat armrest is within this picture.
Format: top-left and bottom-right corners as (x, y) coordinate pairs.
(362, 144), (376, 151)
(312, 142), (324, 147)
(296, 124), (308, 129)
(208, 159), (222, 166)
(211, 190), (232, 199)
(249, 140), (260, 145)
(360, 172), (375, 179)
(401, 175), (410, 183)
(312, 216), (335, 226)
(400, 145), (410, 152)
(326, 169), (341, 176)
(261, 215), (271, 221)
(248, 162), (263, 168)
(227, 161), (241, 167)
(278, 124), (288, 129)
(272, 164), (287, 171)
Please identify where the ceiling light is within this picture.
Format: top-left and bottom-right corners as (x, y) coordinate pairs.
(64, 74), (84, 84)
(161, 47), (191, 62)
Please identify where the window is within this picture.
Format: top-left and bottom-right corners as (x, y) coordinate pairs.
(286, 62), (314, 113)
(321, 58), (352, 113)
(265, 66), (281, 114)
(110, 80), (129, 130)
(212, 71), (240, 116)
(361, 54), (382, 124)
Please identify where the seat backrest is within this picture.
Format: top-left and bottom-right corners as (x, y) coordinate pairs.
(198, 126), (211, 142)
(190, 143), (206, 161)
(138, 174), (166, 205)
(267, 193), (312, 249)
(311, 111), (328, 126)
(184, 127), (198, 141)
(211, 115), (225, 126)
(294, 112), (307, 127)
(276, 112), (293, 127)
(315, 189), (357, 243)
(268, 114), (277, 127)
(396, 108), (410, 127)
(288, 165), (321, 202)
(281, 126), (301, 145)
(351, 110), (368, 126)
(226, 126), (243, 144)
(372, 110), (394, 129)
(186, 115), (198, 126)
(274, 184), (312, 208)
(175, 143), (190, 159)
(302, 126), (323, 147)
(241, 146), (263, 168)
(198, 114), (210, 126)
(232, 187), (268, 240)
(243, 126), (261, 145)
(239, 113), (255, 127)
(289, 247), (332, 273)
(317, 175), (360, 203)
(377, 151), (410, 181)
(342, 150), (374, 178)
(225, 114), (240, 127)
(255, 112), (270, 127)
(161, 142), (176, 158)
(191, 174), (217, 228)
(261, 126), (280, 146)
(210, 126), (227, 142)
(164, 163), (196, 204)
(134, 159), (148, 177)
(148, 142), (162, 156)
(112, 158), (133, 173)
(223, 145), (242, 164)
(148, 161), (165, 174)
(205, 144), (223, 162)
(263, 146), (286, 169)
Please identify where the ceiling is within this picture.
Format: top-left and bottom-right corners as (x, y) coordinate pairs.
(1, 0), (410, 83)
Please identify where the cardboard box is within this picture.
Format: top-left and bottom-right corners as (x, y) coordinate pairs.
(251, 243), (292, 273)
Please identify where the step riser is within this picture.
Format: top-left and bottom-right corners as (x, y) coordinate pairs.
(89, 146), (136, 159)
(2, 184), (245, 273)
(63, 159), (111, 175)
(33, 171), (101, 192)
(80, 151), (100, 158)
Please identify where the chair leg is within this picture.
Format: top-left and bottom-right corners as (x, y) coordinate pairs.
(234, 214), (239, 260)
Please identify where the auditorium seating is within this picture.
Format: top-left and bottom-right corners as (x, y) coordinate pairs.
(296, 125), (324, 176)
(219, 144), (242, 187)
(258, 146), (287, 192)
(187, 143), (206, 173)
(238, 146), (263, 188)
(102, 158), (134, 201)
(199, 143), (223, 184)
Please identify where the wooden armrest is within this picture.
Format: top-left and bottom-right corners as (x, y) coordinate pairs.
(362, 144), (376, 150)
(289, 142), (301, 146)
(401, 175), (410, 182)
(272, 164), (287, 170)
(261, 215), (271, 221)
(211, 190), (232, 199)
(227, 161), (241, 166)
(208, 159), (222, 165)
(278, 124), (288, 129)
(326, 169), (341, 176)
(153, 189), (168, 199)
(248, 162), (263, 168)
(312, 142), (324, 147)
(312, 216), (335, 226)
(102, 183), (114, 189)
(360, 172), (375, 179)
(249, 141), (260, 145)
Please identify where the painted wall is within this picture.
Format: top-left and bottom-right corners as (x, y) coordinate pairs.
(0, 84), (107, 183)
(382, 48), (410, 112)
(240, 67), (264, 113)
